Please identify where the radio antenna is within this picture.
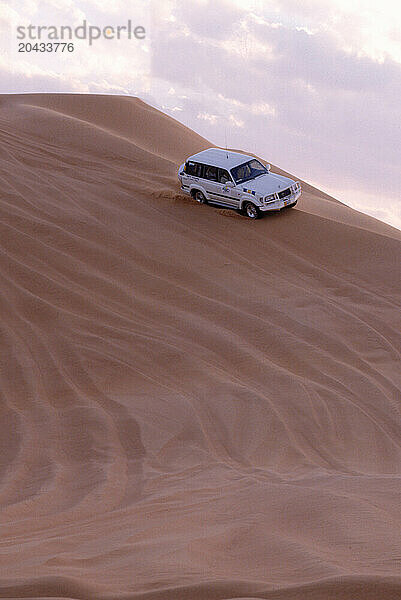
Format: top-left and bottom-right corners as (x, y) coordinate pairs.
(225, 127), (228, 159)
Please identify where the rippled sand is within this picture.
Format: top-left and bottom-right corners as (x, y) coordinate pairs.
(0, 94), (400, 600)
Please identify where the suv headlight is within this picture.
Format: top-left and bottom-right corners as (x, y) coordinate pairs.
(264, 193), (276, 203)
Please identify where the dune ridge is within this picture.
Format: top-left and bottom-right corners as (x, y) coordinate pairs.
(0, 94), (400, 600)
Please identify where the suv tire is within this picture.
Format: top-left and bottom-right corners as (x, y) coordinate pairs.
(192, 190), (207, 204)
(244, 202), (261, 219)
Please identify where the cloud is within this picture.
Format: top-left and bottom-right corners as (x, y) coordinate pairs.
(1, 0), (150, 96)
(0, 64), (84, 93)
(149, 2), (401, 228)
(171, 0), (244, 40)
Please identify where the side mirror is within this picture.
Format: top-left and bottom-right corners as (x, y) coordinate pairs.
(266, 164), (271, 172)
(223, 180), (234, 187)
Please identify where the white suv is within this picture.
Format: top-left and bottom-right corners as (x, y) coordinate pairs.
(178, 148), (301, 219)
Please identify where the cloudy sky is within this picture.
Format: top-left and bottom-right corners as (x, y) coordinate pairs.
(1, 0), (400, 229)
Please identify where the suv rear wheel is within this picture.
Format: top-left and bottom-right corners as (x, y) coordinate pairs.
(192, 190), (207, 204)
(244, 202), (261, 219)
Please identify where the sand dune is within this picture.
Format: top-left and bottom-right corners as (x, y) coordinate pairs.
(0, 93), (400, 600)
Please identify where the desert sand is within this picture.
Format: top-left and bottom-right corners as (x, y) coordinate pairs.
(0, 93), (400, 599)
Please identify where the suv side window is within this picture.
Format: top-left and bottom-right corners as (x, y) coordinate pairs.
(218, 168), (231, 183)
(204, 165), (218, 181)
(185, 161), (201, 176)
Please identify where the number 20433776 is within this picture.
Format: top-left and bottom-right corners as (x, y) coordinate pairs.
(18, 42), (75, 52)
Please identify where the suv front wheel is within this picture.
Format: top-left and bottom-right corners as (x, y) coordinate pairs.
(243, 202), (261, 219)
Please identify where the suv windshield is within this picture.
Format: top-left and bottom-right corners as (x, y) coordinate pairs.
(231, 159), (267, 184)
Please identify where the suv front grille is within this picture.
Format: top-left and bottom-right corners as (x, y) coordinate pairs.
(278, 188), (291, 199)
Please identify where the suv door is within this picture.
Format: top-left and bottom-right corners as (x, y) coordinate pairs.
(184, 161), (202, 186)
(217, 168), (240, 208)
(203, 166), (238, 208)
